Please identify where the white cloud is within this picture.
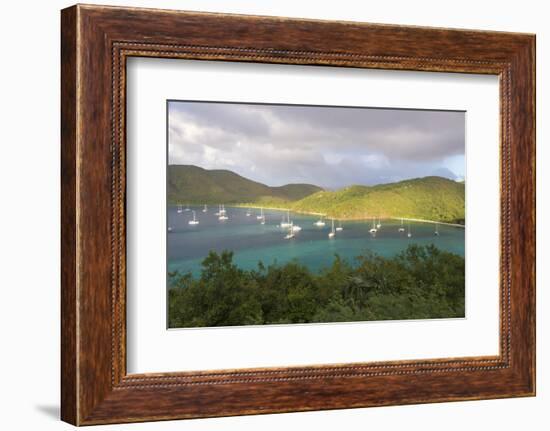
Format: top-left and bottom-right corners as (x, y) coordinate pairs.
(168, 102), (464, 188)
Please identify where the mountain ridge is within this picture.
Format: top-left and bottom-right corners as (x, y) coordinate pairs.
(291, 176), (464, 223)
(168, 165), (323, 205)
(168, 165), (465, 223)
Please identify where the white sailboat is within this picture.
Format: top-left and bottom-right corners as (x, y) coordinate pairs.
(314, 216), (326, 227)
(369, 217), (377, 234)
(188, 210), (199, 225)
(168, 226), (173, 232)
(284, 222), (295, 239)
(280, 210), (291, 228)
(184, 203), (190, 212)
(328, 219), (335, 238)
(407, 223), (412, 238)
(214, 204), (221, 216)
(202, 204), (207, 213)
(398, 217), (405, 233)
(246, 208), (252, 217)
(434, 223), (440, 236)
(176, 204), (183, 214)
(292, 224), (302, 232)
(336, 220), (343, 232)
(218, 205), (228, 221)
(256, 207), (264, 220)
(376, 217), (382, 229)
(260, 208), (266, 225)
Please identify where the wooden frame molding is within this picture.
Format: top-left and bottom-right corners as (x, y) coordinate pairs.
(61, 4), (535, 425)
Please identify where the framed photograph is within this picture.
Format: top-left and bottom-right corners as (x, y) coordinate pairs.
(164, 100), (467, 330)
(61, 4), (535, 425)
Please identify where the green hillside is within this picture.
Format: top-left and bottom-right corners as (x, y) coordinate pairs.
(168, 165), (322, 204)
(168, 165), (464, 223)
(291, 176), (465, 223)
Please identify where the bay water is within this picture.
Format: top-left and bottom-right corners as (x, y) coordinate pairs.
(168, 206), (465, 277)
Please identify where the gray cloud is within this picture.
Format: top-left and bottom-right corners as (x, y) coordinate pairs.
(168, 101), (465, 189)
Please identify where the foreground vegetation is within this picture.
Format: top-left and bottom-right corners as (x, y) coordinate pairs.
(168, 244), (465, 328)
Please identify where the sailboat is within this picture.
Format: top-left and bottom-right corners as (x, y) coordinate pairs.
(398, 217), (405, 233)
(407, 223), (412, 238)
(376, 217), (382, 229)
(434, 223), (440, 236)
(202, 204), (207, 213)
(336, 220), (343, 232)
(257, 208), (265, 224)
(168, 226), (173, 232)
(283, 211), (301, 231)
(328, 219), (335, 238)
(284, 222), (295, 239)
(188, 210), (199, 225)
(314, 216), (326, 227)
(369, 217), (377, 234)
(176, 204), (183, 214)
(280, 210), (291, 228)
(184, 203), (190, 212)
(218, 204), (228, 220)
(246, 208), (252, 217)
(214, 204), (221, 216)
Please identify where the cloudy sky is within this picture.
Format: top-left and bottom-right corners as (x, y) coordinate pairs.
(168, 101), (465, 189)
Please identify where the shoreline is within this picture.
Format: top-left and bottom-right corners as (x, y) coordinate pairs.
(233, 204), (325, 217)
(232, 205), (465, 227)
(171, 204), (465, 227)
(392, 217), (465, 228)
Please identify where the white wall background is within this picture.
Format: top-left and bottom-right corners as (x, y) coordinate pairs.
(0, 0), (546, 429)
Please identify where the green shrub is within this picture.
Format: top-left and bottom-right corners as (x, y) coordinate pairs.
(168, 245), (465, 328)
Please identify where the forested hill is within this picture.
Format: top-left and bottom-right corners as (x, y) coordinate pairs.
(168, 165), (322, 204)
(168, 165), (465, 223)
(291, 176), (465, 223)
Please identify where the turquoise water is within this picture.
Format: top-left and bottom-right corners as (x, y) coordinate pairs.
(168, 206), (465, 277)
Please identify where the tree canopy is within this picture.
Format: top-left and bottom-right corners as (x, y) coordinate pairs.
(168, 244), (465, 328)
